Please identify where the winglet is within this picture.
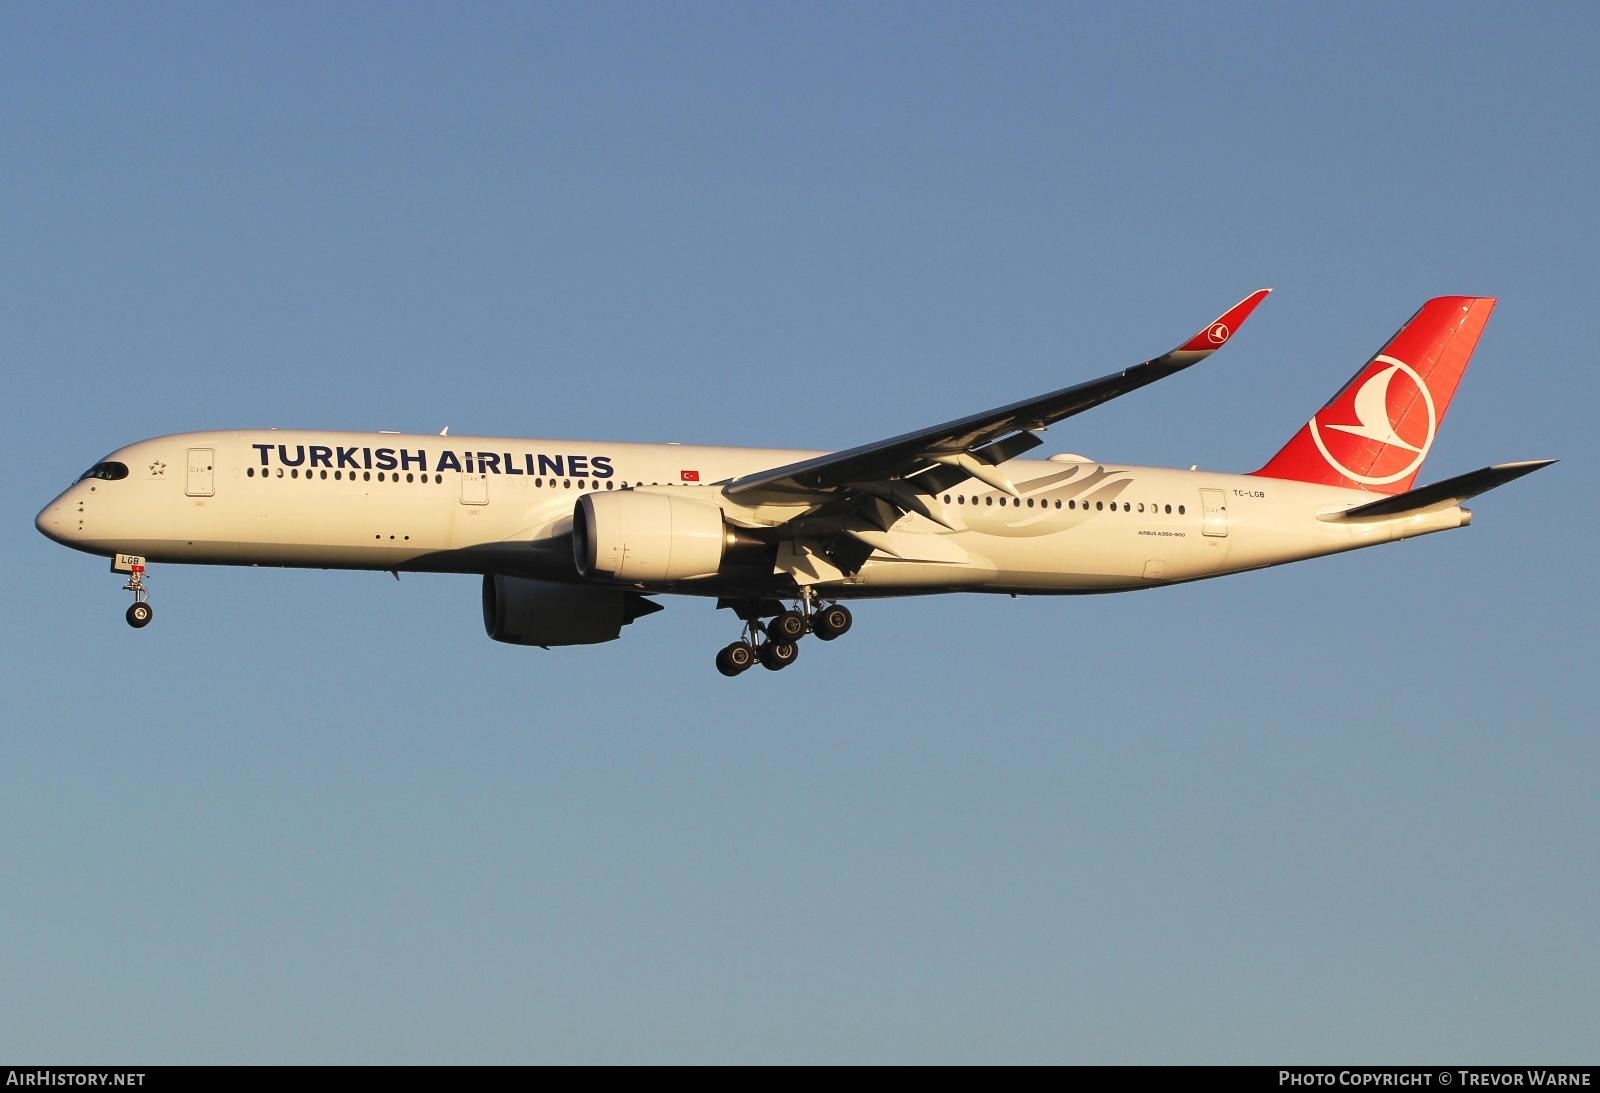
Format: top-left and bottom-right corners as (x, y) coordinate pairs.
(1173, 288), (1272, 354)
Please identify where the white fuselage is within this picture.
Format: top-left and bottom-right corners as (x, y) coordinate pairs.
(35, 428), (1469, 598)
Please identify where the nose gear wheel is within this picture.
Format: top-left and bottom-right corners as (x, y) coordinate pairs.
(120, 559), (153, 629)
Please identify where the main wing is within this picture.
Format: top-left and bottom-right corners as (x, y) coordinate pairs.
(726, 288), (1271, 503)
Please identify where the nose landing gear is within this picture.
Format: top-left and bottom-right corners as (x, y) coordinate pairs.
(113, 554), (153, 629)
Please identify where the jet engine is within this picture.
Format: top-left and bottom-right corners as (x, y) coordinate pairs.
(482, 574), (662, 647)
(573, 491), (768, 583)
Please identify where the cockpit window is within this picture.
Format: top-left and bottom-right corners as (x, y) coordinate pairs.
(78, 461), (129, 482)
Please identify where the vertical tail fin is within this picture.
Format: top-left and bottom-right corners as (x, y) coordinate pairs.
(1251, 296), (1495, 494)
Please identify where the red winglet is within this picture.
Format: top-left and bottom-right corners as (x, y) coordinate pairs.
(1176, 287), (1273, 353)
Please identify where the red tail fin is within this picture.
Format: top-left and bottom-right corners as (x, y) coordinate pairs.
(1252, 296), (1495, 494)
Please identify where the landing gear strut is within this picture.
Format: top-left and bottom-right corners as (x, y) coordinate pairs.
(713, 592), (853, 677)
(116, 555), (153, 629)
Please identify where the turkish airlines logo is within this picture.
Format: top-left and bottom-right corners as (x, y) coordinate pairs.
(1308, 354), (1436, 486)
(1206, 322), (1230, 345)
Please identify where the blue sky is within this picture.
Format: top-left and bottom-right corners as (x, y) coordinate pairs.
(3, 2), (1595, 1063)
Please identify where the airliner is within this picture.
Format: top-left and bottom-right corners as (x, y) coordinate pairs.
(36, 290), (1553, 676)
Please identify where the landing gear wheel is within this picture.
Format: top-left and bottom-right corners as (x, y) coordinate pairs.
(767, 610), (807, 643)
(126, 602), (153, 629)
(716, 642), (756, 677)
(812, 604), (852, 641)
(759, 641), (799, 671)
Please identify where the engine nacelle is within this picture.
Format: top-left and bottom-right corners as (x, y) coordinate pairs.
(573, 491), (731, 583)
(482, 574), (660, 647)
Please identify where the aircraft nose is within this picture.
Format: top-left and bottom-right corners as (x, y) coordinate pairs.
(35, 499), (71, 545)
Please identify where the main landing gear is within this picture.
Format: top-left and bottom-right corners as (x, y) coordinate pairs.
(115, 555), (153, 628)
(714, 592), (853, 678)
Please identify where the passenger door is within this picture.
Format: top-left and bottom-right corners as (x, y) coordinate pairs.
(185, 448), (215, 497)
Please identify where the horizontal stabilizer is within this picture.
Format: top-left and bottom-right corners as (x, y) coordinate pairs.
(1325, 460), (1556, 520)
